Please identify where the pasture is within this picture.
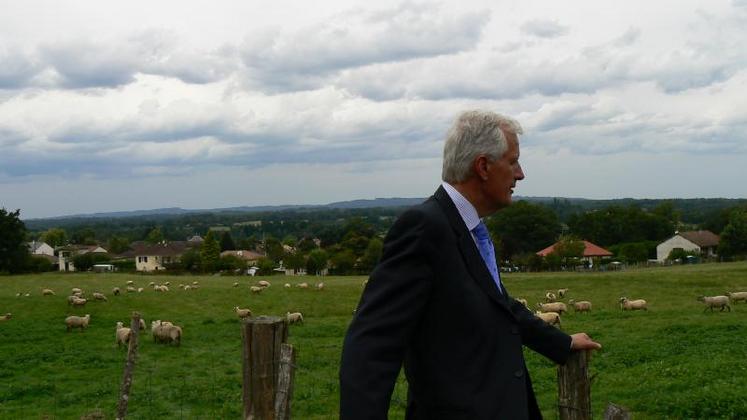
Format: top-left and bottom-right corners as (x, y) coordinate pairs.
(1, 262), (747, 419)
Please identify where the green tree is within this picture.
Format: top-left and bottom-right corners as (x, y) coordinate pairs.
(200, 231), (221, 272)
(551, 235), (585, 267)
(331, 249), (357, 275)
(145, 227), (164, 244)
(306, 249), (329, 275)
(718, 210), (747, 259)
(296, 237), (318, 252)
(486, 201), (561, 259)
(41, 228), (67, 248)
(263, 236), (285, 262)
(71, 227), (97, 245)
(219, 231), (236, 252)
(72, 252), (110, 271)
(179, 248), (201, 272)
(107, 236), (131, 254)
(358, 238), (383, 273)
(256, 257), (277, 276)
(0, 208), (30, 274)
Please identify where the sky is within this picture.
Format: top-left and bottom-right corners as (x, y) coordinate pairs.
(1, 0), (746, 219)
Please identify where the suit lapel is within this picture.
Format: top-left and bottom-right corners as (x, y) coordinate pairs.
(433, 187), (515, 319)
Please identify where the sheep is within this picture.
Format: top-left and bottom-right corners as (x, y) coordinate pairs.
(558, 288), (569, 298)
(0, 313), (11, 321)
(192, 281), (199, 285)
(257, 280), (271, 288)
(284, 283), (291, 288)
(115, 322), (132, 347)
(235, 306), (252, 319)
(164, 281), (170, 286)
(296, 282), (309, 289)
(568, 299), (592, 313)
(154, 285), (169, 292)
(151, 320), (182, 346)
(233, 282), (240, 288)
(316, 282), (325, 291)
(726, 291), (747, 304)
(250, 286), (264, 294)
(92, 292), (108, 302)
(286, 312), (304, 324)
(544, 292), (557, 303)
(67, 295), (78, 306)
(112, 287), (121, 296)
(535, 311), (561, 327)
(619, 297), (648, 311)
(537, 302), (567, 315)
(183, 285), (192, 291)
(137, 287), (144, 293)
(71, 287), (82, 294)
(65, 314), (91, 332)
(72, 291), (84, 298)
(148, 281), (155, 287)
(71, 297), (88, 307)
(189, 284), (199, 290)
(139, 318), (147, 331)
(697, 295), (731, 312)
(42, 288), (55, 296)
(126, 286), (136, 293)
(126, 280), (134, 285)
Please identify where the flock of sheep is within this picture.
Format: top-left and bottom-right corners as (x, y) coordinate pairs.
(4, 277), (317, 350)
(521, 288), (747, 329)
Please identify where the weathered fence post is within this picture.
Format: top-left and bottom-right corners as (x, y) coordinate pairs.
(274, 343), (296, 420)
(116, 311), (141, 420)
(241, 316), (288, 420)
(603, 402), (631, 420)
(558, 349), (592, 420)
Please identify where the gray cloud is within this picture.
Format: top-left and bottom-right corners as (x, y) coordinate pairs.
(520, 19), (569, 38)
(0, 48), (42, 89)
(239, 3), (489, 92)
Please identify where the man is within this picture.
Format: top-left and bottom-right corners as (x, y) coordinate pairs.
(340, 110), (601, 419)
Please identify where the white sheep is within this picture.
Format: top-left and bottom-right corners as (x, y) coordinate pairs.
(139, 318), (147, 331)
(115, 321), (132, 347)
(0, 313), (11, 321)
(296, 282), (309, 289)
(92, 292), (108, 302)
(71, 287), (82, 294)
(112, 287), (121, 296)
(316, 282), (325, 291)
(286, 312), (304, 324)
(726, 291), (747, 304)
(126, 286), (136, 293)
(250, 286), (264, 294)
(233, 282), (240, 288)
(151, 320), (182, 346)
(535, 311), (561, 327)
(71, 297), (88, 307)
(568, 299), (592, 313)
(72, 291), (84, 298)
(537, 302), (567, 314)
(137, 287), (144, 293)
(235, 306), (252, 318)
(126, 280), (134, 285)
(164, 281), (170, 286)
(284, 283), (291, 288)
(544, 292), (557, 303)
(697, 295), (731, 312)
(192, 281), (199, 285)
(257, 280), (271, 288)
(65, 314), (91, 332)
(42, 288), (55, 296)
(148, 281), (155, 287)
(619, 297), (648, 311)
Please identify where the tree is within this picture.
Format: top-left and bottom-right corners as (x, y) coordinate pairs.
(71, 227), (97, 245)
(551, 236), (585, 267)
(200, 231), (221, 272)
(73, 252), (110, 271)
(331, 249), (357, 275)
(41, 228), (67, 248)
(263, 236), (285, 262)
(145, 227), (164, 244)
(718, 210), (747, 259)
(0, 208), (30, 274)
(107, 236), (131, 254)
(219, 231), (236, 252)
(486, 201), (561, 259)
(358, 238), (383, 273)
(306, 249), (329, 275)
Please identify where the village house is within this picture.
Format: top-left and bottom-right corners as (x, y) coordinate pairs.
(130, 241), (192, 272)
(656, 230), (720, 262)
(57, 245), (109, 272)
(536, 240), (613, 267)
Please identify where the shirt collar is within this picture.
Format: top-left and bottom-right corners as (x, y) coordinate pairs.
(441, 182), (481, 231)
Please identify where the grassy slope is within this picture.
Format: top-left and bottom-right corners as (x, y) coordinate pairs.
(1, 262), (746, 419)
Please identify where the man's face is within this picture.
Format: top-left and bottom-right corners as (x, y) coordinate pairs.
(483, 132), (524, 211)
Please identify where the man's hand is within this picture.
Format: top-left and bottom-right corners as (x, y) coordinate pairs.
(570, 333), (601, 350)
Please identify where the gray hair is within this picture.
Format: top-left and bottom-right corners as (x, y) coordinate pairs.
(441, 110), (523, 183)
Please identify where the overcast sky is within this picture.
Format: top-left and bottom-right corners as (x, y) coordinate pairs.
(1, 0), (746, 219)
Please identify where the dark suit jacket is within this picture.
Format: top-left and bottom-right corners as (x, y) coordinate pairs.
(340, 186), (572, 420)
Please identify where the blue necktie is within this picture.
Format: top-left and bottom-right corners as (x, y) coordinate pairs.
(472, 221), (503, 294)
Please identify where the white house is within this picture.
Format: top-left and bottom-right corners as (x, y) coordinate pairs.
(656, 230), (720, 262)
(131, 241), (191, 272)
(28, 241), (55, 256)
(58, 245), (109, 272)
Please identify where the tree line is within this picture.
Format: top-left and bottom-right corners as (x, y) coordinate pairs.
(3, 197), (747, 275)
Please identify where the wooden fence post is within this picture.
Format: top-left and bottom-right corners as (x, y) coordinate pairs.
(274, 343), (296, 420)
(603, 402), (631, 420)
(241, 316), (288, 420)
(557, 349), (592, 420)
(116, 311), (141, 420)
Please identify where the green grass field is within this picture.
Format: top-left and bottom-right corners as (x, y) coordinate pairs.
(1, 262), (747, 419)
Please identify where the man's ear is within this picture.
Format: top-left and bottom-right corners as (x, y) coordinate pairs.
(474, 155), (490, 181)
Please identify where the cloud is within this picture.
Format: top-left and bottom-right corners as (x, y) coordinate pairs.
(238, 3), (489, 92)
(0, 47), (42, 89)
(520, 19), (569, 38)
